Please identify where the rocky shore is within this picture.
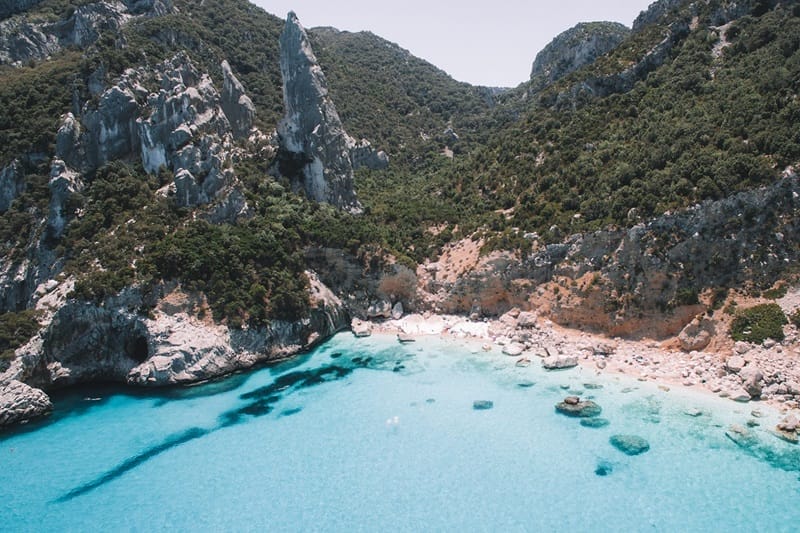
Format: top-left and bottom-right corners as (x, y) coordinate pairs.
(354, 308), (800, 416)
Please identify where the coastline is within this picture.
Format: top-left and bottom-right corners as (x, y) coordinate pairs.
(353, 311), (800, 422)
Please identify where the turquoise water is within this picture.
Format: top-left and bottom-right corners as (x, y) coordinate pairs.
(1, 333), (799, 532)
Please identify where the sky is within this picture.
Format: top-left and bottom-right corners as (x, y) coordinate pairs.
(253, 0), (655, 87)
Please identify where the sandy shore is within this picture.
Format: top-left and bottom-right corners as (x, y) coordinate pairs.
(352, 311), (800, 423)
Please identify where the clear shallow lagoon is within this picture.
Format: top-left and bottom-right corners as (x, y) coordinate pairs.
(1, 333), (799, 532)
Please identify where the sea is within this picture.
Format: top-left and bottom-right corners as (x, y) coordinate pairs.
(1, 333), (799, 532)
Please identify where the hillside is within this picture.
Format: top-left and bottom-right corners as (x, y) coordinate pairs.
(1, 0), (800, 425)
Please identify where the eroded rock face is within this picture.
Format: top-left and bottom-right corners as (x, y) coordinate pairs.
(0, 0), (173, 66)
(221, 60), (255, 138)
(0, 159), (24, 212)
(46, 159), (83, 239)
(530, 22), (630, 91)
(277, 12), (361, 212)
(0, 380), (51, 427)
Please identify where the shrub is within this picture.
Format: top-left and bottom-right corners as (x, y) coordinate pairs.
(730, 303), (787, 343)
(0, 310), (41, 363)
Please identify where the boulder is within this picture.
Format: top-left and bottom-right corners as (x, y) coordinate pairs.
(543, 355), (578, 369)
(517, 311), (538, 328)
(555, 397), (602, 418)
(580, 418), (610, 428)
(502, 343), (526, 356)
(726, 355), (746, 373)
(726, 424), (758, 448)
(366, 300), (392, 319)
(678, 318), (713, 352)
(609, 434), (650, 455)
(0, 380), (52, 427)
(473, 400), (494, 410)
(391, 301), (404, 320)
(739, 365), (763, 398)
(0, 159), (24, 213)
(351, 319), (372, 338)
(729, 387), (752, 402)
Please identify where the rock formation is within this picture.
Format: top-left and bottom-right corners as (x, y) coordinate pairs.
(221, 60), (256, 138)
(0, 0), (173, 66)
(0, 159), (24, 212)
(277, 12), (362, 213)
(530, 22), (630, 91)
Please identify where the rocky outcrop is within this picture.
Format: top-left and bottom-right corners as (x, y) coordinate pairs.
(276, 12), (362, 212)
(426, 172), (800, 338)
(220, 60), (255, 138)
(555, 396), (602, 417)
(610, 434), (650, 455)
(0, 0), (173, 66)
(1, 271), (348, 426)
(0, 0), (43, 20)
(46, 159), (83, 239)
(0, 380), (51, 427)
(632, 0), (688, 32)
(350, 139), (389, 171)
(530, 22), (630, 91)
(0, 159), (24, 212)
(678, 317), (714, 352)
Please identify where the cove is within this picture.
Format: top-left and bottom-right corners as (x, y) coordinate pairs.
(1, 333), (799, 531)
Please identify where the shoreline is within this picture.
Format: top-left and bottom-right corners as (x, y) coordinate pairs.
(352, 311), (800, 421)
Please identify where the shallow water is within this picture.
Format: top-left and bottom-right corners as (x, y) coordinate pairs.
(1, 333), (799, 532)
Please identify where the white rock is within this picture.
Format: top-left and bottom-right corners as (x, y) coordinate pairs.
(543, 355), (578, 370)
(726, 355), (746, 373)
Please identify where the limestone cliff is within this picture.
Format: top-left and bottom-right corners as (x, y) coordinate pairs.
(0, 272), (348, 427)
(276, 12), (362, 213)
(530, 22), (630, 91)
(0, 0), (173, 66)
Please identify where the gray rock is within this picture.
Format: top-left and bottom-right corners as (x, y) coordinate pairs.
(350, 139), (389, 170)
(580, 417), (610, 428)
(46, 159), (83, 239)
(220, 60), (255, 138)
(391, 301), (404, 320)
(473, 400), (494, 410)
(502, 342), (526, 356)
(726, 423), (758, 448)
(729, 387), (752, 402)
(277, 12), (361, 213)
(366, 300), (392, 319)
(0, 0), (173, 66)
(530, 22), (630, 89)
(726, 355), (746, 373)
(555, 397), (602, 418)
(543, 355), (578, 369)
(739, 365), (764, 398)
(0, 380), (52, 427)
(517, 311), (538, 328)
(678, 318), (713, 352)
(0, 159), (24, 212)
(610, 434), (650, 455)
(351, 318), (372, 338)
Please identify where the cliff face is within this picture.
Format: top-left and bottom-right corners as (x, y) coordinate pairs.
(276, 12), (364, 213)
(419, 171), (800, 338)
(0, 272), (348, 427)
(0, 0), (173, 66)
(530, 22), (630, 91)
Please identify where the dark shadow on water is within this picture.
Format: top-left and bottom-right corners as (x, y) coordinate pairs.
(55, 362), (364, 501)
(54, 426), (210, 503)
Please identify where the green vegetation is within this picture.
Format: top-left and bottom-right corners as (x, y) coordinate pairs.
(0, 310), (41, 369)
(1, 0), (799, 330)
(730, 303), (788, 343)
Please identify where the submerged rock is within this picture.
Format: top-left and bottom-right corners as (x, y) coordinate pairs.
(581, 417), (610, 428)
(610, 434), (650, 455)
(473, 400), (494, 410)
(726, 424), (758, 448)
(595, 460), (614, 476)
(555, 396), (602, 418)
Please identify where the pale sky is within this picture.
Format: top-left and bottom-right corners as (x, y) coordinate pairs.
(253, 0), (655, 87)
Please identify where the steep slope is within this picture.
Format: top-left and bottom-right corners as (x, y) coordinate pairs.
(530, 21), (631, 92)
